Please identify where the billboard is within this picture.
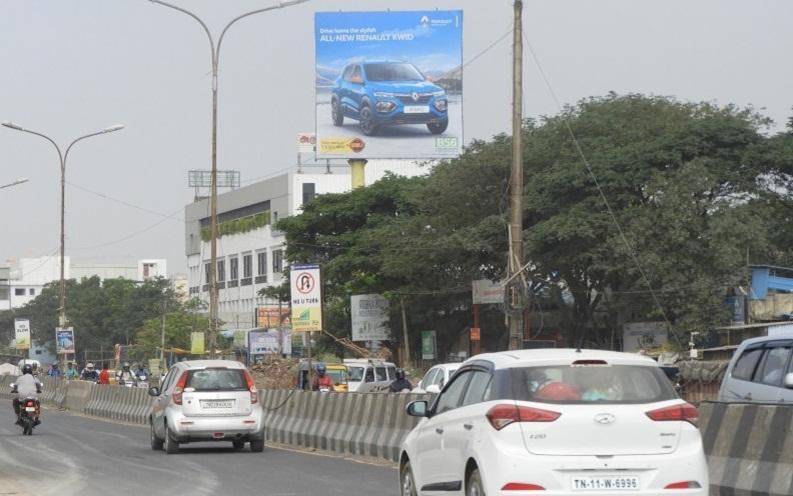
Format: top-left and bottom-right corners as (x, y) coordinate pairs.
(315, 10), (463, 159)
(351, 294), (391, 341)
(290, 265), (323, 332)
(249, 329), (292, 356)
(472, 279), (505, 305)
(56, 327), (76, 354)
(256, 306), (291, 329)
(190, 332), (205, 355)
(14, 319), (31, 350)
(421, 330), (437, 360)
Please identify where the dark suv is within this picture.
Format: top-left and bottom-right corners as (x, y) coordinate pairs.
(331, 61), (449, 136)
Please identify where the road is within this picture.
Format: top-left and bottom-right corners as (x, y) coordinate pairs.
(0, 409), (399, 496)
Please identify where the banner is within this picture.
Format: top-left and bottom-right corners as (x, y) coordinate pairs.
(315, 10), (463, 159)
(421, 330), (437, 360)
(351, 294), (391, 341)
(190, 332), (205, 355)
(55, 327), (76, 354)
(472, 279), (505, 305)
(290, 265), (323, 333)
(248, 329), (291, 356)
(14, 319), (31, 350)
(256, 306), (291, 329)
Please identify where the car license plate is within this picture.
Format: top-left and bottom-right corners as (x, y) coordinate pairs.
(200, 399), (233, 410)
(25, 407), (36, 412)
(571, 476), (639, 491)
(403, 105), (429, 114)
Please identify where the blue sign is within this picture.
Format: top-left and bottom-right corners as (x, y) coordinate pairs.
(315, 10), (463, 159)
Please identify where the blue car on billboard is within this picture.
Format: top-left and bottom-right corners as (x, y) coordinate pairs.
(331, 60), (449, 136)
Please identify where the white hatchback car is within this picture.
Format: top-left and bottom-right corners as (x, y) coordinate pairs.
(400, 349), (707, 496)
(149, 360), (264, 454)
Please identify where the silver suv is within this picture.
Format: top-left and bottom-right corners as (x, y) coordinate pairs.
(148, 360), (265, 454)
(718, 334), (793, 403)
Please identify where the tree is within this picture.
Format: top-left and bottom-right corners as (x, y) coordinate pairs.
(134, 299), (209, 356)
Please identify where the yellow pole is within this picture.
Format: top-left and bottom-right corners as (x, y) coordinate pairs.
(349, 159), (367, 189)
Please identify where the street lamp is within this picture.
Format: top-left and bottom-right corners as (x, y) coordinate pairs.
(149, 0), (311, 356)
(2, 121), (124, 327)
(0, 178), (29, 190)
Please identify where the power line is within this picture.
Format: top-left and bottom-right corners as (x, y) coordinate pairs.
(70, 206), (184, 250)
(67, 181), (185, 222)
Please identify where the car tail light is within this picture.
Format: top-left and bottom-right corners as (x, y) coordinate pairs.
(572, 359), (608, 365)
(172, 371), (188, 405)
(664, 481), (702, 489)
(486, 404), (561, 430)
(646, 403), (699, 425)
(244, 370), (258, 404)
(502, 482), (545, 491)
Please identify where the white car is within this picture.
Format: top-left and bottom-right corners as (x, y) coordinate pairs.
(400, 349), (707, 496)
(413, 363), (460, 394)
(149, 360), (264, 454)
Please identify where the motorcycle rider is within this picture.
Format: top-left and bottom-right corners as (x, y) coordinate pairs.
(389, 368), (413, 393)
(98, 363), (111, 385)
(116, 362), (135, 385)
(64, 362), (79, 380)
(47, 362), (62, 378)
(134, 362), (149, 383)
(81, 362), (99, 382)
(11, 363), (42, 426)
(312, 363), (334, 391)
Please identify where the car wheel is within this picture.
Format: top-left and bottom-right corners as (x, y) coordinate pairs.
(332, 99), (344, 126)
(150, 421), (164, 451)
(164, 424), (179, 454)
(250, 437), (264, 453)
(467, 468), (486, 496)
(427, 118), (449, 135)
(400, 461), (418, 496)
(359, 105), (379, 136)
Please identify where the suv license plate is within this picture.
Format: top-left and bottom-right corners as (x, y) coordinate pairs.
(572, 476), (639, 491)
(403, 105), (429, 114)
(200, 400), (233, 410)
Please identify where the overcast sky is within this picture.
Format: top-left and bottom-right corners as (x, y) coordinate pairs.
(1, 0), (791, 275)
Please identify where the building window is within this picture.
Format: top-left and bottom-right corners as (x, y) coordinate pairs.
(217, 260), (226, 282)
(29, 288), (35, 296)
(243, 253), (253, 278)
(257, 251), (267, 276)
(15, 288), (25, 296)
(302, 182), (316, 206)
(272, 249), (284, 274)
(230, 256), (239, 281)
(273, 211), (279, 224)
(204, 262), (211, 283)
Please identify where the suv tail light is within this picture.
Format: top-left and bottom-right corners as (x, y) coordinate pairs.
(502, 483), (545, 491)
(243, 370), (258, 404)
(172, 371), (188, 405)
(486, 404), (561, 430)
(646, 403), (699, 425)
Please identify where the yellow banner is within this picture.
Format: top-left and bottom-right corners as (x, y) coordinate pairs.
(190, 332), (205, 355)
(319, 137), (366, 155)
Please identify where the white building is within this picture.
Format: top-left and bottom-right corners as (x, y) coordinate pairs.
(184, 161), (426, 332)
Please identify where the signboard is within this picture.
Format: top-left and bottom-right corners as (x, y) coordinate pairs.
(55, 327), (76, 354)
(290, 265), (323, 333)
(256, 306), (291, 329)
(297, 133), (316, 153)
(14, 319), (31, 350)
(190, 332), (205, 355)
(421, 330), (437, 360)
(187, 169), (240, 188)
(248, 329), (292, 356)
(470, 327), (481, 342)
(622, 322), (668, 352)
(315, 10), (464, 159)
(351, 294), (391, 341)
(472, 279), (504, 305)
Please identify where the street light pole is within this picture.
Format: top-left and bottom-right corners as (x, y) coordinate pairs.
(2, 122), (124, 327)
(149, 0), (311, 357)
(0, 178), (29, 190)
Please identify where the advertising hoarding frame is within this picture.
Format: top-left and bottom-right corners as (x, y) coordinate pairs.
(55, 327), (76, 355)
(14, 318), (31, 351)
(351, 293), (391, 342)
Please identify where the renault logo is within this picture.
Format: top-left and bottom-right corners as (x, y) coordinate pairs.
(594, 413), (616, 425)
(412, 92), (420, 102)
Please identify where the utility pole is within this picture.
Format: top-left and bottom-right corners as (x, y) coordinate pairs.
(507, 0), (524, 350)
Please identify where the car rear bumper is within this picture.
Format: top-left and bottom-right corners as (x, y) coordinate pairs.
(167, 408), (264, 442)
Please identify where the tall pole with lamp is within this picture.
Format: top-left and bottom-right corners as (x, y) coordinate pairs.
(149, 0), (311, 357)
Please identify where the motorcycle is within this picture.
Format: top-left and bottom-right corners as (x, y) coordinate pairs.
(18, 397), (40, 436)
(135, 374), (149, 389)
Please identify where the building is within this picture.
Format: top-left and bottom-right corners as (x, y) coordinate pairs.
(184, 161), (425, 332)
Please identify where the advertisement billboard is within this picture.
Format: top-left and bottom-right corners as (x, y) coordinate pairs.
(290, 265), (323, 333)
(472, 279), (505, 305)
(190, 332), (205, 355)
(421, 330), (437, 360)
(14, 319), (31, 350)
(248, 329), (292, 356)
(55, 327), (76, 354)
(351, 294), (391, 341)
(256, 306), (291, 329)
(315, 10), (463, 159)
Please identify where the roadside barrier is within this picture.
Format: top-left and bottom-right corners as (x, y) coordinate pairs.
(260, 390), (429, 462)
(700, 401), (793, 496)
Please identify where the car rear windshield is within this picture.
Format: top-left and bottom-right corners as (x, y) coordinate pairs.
(508, 365), (677, 405)
(186, 368), (247, 392)
(364, 63), (424, 82)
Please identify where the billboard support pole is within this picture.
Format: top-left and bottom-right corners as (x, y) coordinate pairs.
(400, 297), (411, 367)
(507, 0), (525, 351)
(349, 159), (367, 189)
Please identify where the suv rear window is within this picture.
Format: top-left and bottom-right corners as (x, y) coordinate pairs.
(186, 368), (247, 392)
(508, 365), (677, 405)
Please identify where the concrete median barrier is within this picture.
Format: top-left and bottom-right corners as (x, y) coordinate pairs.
(701, 401), (793, 496)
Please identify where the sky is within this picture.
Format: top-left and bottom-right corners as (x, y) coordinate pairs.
(1, 0), (792, 275)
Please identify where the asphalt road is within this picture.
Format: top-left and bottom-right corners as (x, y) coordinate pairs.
(0, 409), (399, 496)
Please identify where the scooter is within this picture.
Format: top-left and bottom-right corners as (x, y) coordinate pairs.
(17, 397), (40, 436)
(135, 375), (149, 389)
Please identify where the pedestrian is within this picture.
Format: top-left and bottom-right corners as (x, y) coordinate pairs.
(98, 363), (111, 385)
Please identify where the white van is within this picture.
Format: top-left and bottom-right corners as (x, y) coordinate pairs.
(718, 334), (793, 403)
(343, 359), (397, 392)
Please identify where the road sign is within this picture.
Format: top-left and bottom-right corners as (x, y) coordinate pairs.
(470, 327), (481, 341)
(290, 265), (323, 333)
